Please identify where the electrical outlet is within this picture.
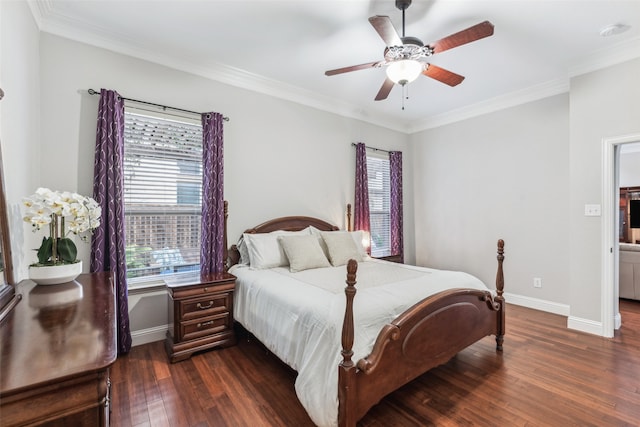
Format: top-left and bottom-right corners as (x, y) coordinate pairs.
(533, 278), (542, 288)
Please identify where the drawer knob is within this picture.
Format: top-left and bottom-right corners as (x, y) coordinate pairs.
(196, 301), (214, 310)
(197, 320), (214, 329)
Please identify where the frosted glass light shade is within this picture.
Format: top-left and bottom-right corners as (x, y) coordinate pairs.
(386, 60), (423, 85)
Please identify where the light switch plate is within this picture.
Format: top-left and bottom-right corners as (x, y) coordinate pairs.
(584, 204), (601, 216)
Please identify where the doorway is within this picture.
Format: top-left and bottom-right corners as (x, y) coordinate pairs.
(603, 134), (640, 338)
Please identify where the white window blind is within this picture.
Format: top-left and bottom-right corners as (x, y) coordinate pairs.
(367, 155), (391, 257)
(123, 107), (203, 280)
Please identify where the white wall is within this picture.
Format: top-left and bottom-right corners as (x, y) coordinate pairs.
(411, 58), (640, 333)
(0, 1), (41, 279)
(411, 94), (571, 313)
(569, 57), (640, 325)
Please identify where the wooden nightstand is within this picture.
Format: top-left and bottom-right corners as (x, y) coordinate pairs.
(165, 272), (236, 363)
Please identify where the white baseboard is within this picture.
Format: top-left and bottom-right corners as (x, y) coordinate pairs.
(131, 324), (168, 347)
(567, 316), (604, 336)
(503, 292), (570, 316)
(504, 292), (610, 336)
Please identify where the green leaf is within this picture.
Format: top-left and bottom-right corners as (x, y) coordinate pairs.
(57, 238), (78, 263)
(37, 236), (53, 264)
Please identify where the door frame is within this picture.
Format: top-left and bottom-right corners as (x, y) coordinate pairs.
(602, 133), (640, 337)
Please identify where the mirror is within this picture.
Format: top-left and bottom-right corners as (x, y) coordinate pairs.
(0, 87), (19, 321)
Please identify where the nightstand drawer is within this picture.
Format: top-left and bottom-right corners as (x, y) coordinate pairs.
(171, 280), (235, 299)
(181, 312), (231, 341)
(180, 293), (231, 320)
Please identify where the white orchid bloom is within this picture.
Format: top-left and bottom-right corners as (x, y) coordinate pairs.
(23, 188), (102, 265)
(28, 213), (53, 230)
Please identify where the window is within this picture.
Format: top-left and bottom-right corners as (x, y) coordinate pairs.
(367, 155), (391, 257)
(123, 106), (203, 281)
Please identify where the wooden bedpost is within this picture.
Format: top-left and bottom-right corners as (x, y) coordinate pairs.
(223, 200), (229, 270)
(338, 259), (358, 427)
(346, 204), (352, 232)
(495, 239), (505, 351)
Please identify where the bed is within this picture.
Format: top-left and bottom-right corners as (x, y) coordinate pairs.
(226, 214), (505, 427)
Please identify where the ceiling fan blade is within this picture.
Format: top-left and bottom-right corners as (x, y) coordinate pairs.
(375, 78), (395, 101)
(369, 15), (403, 47)
(325, 61), (382, 76)
(423, 64), (465, 86)
(430, 21), (494, 54)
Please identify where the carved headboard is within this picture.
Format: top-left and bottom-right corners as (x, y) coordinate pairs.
(227, 215), (339, 268)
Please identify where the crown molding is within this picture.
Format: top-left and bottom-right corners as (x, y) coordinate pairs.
(26, 1), (640, 135)
(30, 1), (408, 133)
(59, 33), (407, 133)
(569, 35), (640, 77)
(408, 32), (640, 133)
(408, 78), (570, 133)
(26, 0), (50, 29)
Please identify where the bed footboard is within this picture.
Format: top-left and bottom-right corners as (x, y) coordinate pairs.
(338, 239), (505, 427)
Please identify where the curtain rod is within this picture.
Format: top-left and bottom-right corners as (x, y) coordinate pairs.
(88, 89), (229, 122)
(351, 142), (391, 154)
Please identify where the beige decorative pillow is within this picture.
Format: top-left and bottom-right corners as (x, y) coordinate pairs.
(278, 235), (331, 272)
(320, 231), (364, 266)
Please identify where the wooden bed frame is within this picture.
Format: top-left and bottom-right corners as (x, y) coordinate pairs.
(227, 212), (505, 427)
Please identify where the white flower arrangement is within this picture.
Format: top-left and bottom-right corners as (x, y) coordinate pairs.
(22, 187), (101, 266)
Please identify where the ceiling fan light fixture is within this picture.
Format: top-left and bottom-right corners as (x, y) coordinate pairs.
(386, 60), (423, 85)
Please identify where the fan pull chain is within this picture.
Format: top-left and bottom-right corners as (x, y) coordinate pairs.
(401, 84), (410, 110)
(401, 85), (406, 110)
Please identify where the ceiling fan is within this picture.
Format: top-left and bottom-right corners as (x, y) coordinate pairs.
(325, 0), (494, 102)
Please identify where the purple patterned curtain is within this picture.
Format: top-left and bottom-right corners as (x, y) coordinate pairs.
(200, 112), (225, 274)
(91, 89), (131, 354)
(354, 143), (370, 236)
(389, 150), (404, 262)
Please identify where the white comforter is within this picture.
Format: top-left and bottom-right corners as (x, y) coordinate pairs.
(230, 258), (490, 427)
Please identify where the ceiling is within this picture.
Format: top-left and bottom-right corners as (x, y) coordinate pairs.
(30, 0), (640, 133)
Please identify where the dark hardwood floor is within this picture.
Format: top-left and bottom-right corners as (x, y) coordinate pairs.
(111, 301), (640, 426)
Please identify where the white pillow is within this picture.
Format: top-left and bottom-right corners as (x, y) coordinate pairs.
(243, 229), (310, 269)
(278, 235), (330, 272)
(320, 231), (364, 266)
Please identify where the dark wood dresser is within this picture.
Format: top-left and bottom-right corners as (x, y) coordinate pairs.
(0, 272), (117, 426)
(165, 272), (236, 363)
